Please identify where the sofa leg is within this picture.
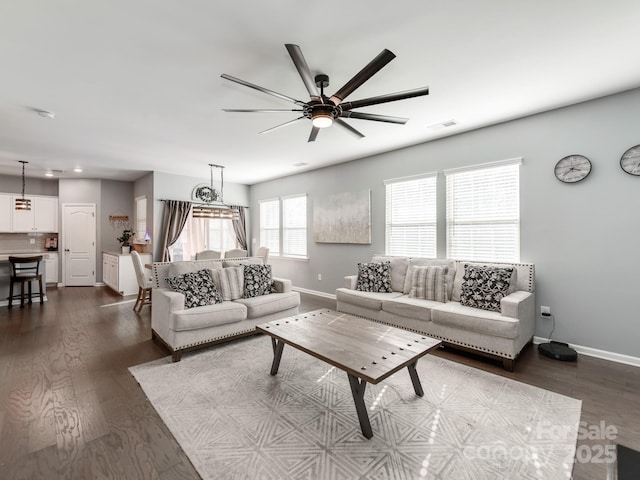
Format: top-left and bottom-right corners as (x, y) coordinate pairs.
(172, 350), (183, 362)
(502, 358), (514, 372)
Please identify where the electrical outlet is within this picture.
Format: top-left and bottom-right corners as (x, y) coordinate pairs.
(540, 306), (551, 316)
(317, 274), (322, 281)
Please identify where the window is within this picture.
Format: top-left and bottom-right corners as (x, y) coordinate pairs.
(385, 173), (437, 257)
(168, 215), (238, 261)
(282, 195), (307, 258)
(259, 195), (307, 258)
(260, 199), (280, 255)
(135, 196), (147, 242)
(445, 158), (520, 262)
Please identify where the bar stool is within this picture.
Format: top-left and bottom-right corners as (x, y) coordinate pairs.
(8, 255), (44, 308)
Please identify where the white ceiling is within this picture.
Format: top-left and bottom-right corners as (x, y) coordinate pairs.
(1, 1), (640, 184)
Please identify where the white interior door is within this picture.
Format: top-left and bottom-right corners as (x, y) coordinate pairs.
(63, 204), (96, 286)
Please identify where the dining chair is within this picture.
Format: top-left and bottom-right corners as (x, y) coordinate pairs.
(224, 248), (248, 258)
(195, 250), (221, 260)
(131, 251), (153, 313)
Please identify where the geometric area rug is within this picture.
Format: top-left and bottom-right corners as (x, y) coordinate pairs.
(130, 336), (582, 480)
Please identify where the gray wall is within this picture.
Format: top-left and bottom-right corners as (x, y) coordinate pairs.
(59, 178), (134, 282)
(249, 87), (640, 358)
(152, 172), (250, 260)
(0, 174), (58, 196)
(101, 180), (134, 254)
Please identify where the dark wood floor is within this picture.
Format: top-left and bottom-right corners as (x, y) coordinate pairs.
(0, 286), (638, 479)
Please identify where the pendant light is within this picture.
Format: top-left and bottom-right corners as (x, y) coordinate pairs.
(15, 161), (31, 211)
(192, 164), (239, 220)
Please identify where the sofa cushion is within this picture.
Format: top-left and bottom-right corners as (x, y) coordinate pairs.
(371, 255), (409, 292)
(460, 264), (513, 312)
(356, 261), (392, 293)
(408, 265), (448, 302)
(211, 266), (244, 301)
(336, 288), (403, 311)
(451, 262), (518, 302)
(403, 258), (456, 299)
(171, 301), (246, 332)
(166, 269), (223, 309)
(233, 291), (300, 319)
(168, 260), (222, 277)
(243, 264), (273, 298)
(431, 302), (520, 339)
(381, 295), (441, 321)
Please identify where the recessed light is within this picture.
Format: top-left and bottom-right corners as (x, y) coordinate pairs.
(44, 172), (54, 177)
(293, 162), (308, 167)
(73, 168), (83, 173)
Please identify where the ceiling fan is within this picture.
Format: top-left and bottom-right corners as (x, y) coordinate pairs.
(221, 44), (429, 142)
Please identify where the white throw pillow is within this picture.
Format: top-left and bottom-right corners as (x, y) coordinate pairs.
(210, 266), (244, 301)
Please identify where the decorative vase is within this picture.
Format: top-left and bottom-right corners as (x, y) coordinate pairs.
(122, 246), (131, 254)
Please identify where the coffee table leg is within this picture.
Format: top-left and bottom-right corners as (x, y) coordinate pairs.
(270, 338), (285, 376)
(407, 361), (424, 397)
(347, 374), (373, 439)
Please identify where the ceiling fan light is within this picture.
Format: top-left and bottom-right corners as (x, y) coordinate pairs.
(312, 113), (333, 129)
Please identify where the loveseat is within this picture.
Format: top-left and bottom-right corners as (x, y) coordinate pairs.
(151, 257), (300, 361)
(336, 255), (535, 371)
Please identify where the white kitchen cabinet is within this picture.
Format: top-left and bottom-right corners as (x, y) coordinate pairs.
(102, 252), (151, 296)
(45, 252), (59, 284)
(0, 194), (11, 231)
(11, 195), (58, 232)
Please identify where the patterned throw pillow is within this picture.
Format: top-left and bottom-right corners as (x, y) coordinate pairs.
(356, 261), (392, 293)
(243, 264), (273, 298)
(166, 269), (223, 309)
(408, 266), (448, 302)
(211, 266), (244, 301)
(459, 264), (514, 312)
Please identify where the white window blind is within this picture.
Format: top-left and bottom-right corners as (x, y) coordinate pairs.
(445, 159), (520, 262)
(135, 196), (147, 242)
(260, 199), (280, 255)
(385, 173), (437, 257)
(282, 195), (307, 258)
(207, 219), (238, 251)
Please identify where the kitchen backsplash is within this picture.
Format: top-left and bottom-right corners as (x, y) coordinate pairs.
(0, 233), (58, 254)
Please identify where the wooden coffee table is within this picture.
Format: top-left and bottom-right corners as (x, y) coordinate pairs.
(256, 309), (442, 439)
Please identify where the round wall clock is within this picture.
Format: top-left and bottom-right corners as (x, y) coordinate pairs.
(554, 155), (592, 183)
(620, 144), (640, 176)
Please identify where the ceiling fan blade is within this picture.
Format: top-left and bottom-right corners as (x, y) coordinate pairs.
(329, 49), (396, 104)
(223, 109), (304, 113)
(221, 74), (306, 106)
(259, 116), (305, 135)
(334, 119), (365, 139)
(339, 86), (429, 110)
(340, 111), (408, 124)
(285, 44), (320, 99)
(308, 126), (320, 142)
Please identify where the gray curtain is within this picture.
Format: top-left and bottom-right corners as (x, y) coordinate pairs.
(231, 206), (247, 250)
(160, 200), (192, 261)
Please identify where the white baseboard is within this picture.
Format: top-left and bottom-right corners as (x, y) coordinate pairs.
(292, 286), (336, 300)
(533, 336), (640, 368)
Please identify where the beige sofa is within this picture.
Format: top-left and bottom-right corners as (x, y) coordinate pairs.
(151, 257), (300, 361)
(336, 255), (535, 371)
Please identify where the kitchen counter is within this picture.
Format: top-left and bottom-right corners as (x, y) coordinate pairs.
(0, 252), (54, 262)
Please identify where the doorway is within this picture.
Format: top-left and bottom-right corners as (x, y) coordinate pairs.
(62, 204), (97, 286)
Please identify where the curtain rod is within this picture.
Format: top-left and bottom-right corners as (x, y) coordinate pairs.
(159, 199), (248, 208)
